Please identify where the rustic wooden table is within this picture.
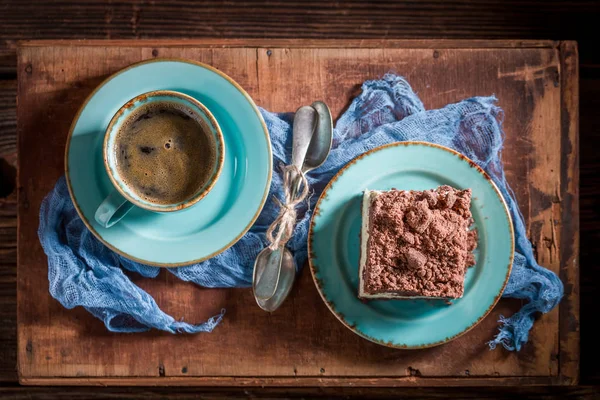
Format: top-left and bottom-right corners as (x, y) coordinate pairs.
(1, 1), (599, 398)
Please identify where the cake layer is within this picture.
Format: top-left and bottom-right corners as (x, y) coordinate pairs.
(359, 186), (477, 300)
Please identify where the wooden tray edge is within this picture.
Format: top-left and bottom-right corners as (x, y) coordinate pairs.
(16, 38), (560, 49)
(18, 376), (574, 387)
(557, 40), (580, 385)
(14, 39), (580, 386)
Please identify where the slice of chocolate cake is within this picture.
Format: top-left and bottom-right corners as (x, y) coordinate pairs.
(358, 186), (477, 300)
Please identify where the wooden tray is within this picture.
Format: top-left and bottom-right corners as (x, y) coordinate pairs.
(17, 39), (579, 386)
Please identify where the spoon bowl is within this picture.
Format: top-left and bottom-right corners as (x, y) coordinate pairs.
(304, 101), (334, 172)
(253, 247), (296, 311)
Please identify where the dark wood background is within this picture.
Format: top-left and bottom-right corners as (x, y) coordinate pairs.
(0, 1), (598, 398)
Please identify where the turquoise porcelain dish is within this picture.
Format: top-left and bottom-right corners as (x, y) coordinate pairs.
(308, 142), (514, 348)
(65, 59), (272, 267)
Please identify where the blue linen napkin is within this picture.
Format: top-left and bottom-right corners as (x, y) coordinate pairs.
(38, 74), (563, 350)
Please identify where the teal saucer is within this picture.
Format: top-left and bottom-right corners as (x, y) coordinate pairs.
(65, 59), (272, 267)
(308, 142), (514, 348)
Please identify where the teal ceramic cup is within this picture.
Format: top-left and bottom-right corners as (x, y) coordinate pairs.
(94, 90), (225, 228)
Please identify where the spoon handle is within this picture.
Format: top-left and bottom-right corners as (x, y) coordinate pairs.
(258, 164), (304, 301)
(289, 168), (304, 200)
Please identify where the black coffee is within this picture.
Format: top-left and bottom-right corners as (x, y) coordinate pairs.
(114, 102), (216, 205)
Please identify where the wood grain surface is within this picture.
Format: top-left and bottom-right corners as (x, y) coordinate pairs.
(13, 40), (577, 386)
(1, 0), (600, 74)
(0, 79), (17, 384)
(1, 386), (599, 399)
(557, 41), (580, 385)
(0, 1), (598, 397)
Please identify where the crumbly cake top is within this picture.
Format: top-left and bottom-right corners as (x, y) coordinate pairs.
(364, 186), (477, 298)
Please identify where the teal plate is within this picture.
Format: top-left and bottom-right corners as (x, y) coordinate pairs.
(308, 142), (514, 348)
(65, 59), (272, 267)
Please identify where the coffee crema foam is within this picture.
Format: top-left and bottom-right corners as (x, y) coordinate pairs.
(114, 101), (216, 205)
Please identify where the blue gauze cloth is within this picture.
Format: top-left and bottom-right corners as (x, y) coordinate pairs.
(39, 74), (563, 350)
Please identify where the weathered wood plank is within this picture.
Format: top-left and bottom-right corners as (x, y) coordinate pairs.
(578, 68), (600, 386)
(1, 0), (600, 74)
(0, 80), (16, 164)
(9, 375), (580, 387)
(558, 41), (580, 385)
(0, 385), (598, 399)
(0, 192), (17, 383)
(18, 39), (558, 49)
(0, 77), (17, 383)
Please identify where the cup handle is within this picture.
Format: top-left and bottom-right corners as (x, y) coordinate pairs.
(94, 190), (135, 228)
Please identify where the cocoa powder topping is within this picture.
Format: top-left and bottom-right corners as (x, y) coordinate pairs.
(363, 186), (477, 299)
